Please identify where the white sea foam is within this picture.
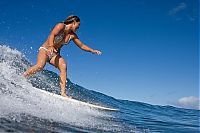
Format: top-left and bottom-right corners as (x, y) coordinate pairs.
(0, 45), (116, 130)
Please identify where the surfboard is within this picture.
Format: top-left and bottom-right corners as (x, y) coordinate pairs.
(37, 89), (119, 111)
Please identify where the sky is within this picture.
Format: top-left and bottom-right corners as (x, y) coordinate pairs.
(0, 0), (199, 109)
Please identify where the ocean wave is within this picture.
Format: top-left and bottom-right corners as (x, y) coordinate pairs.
(0, 45), (199, 133)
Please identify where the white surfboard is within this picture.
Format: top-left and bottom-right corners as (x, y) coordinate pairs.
(37, 89), (119, 111)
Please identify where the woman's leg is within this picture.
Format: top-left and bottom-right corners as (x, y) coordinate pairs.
(49, 55), (69, 97)
(23, 49), (47, 77)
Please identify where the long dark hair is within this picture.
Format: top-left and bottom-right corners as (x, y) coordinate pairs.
(64, 15), (80, 25)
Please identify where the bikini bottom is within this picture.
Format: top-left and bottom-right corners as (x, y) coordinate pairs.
(39, 47), (58, 62)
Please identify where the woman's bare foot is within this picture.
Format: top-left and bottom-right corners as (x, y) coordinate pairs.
(22, 72), (28, 78)
(60, 92), (72, 98)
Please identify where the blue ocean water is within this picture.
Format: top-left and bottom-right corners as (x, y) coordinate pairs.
(0, 45), (199, 133)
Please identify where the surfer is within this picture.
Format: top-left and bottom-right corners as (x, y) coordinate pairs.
(23, 15), (102, 97)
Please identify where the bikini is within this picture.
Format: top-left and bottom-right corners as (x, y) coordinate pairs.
(39, 23), (71, 62)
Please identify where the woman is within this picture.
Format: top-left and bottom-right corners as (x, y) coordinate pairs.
(23, 15), (102, 97)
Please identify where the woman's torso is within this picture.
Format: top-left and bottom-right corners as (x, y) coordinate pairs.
(41, 23), (72, 51)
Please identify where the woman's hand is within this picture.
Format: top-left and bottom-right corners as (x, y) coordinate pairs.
(92, 49), (102, 55)
(48, 46), (57, 53)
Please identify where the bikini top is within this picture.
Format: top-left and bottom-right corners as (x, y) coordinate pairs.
(54, 22), (71, 45)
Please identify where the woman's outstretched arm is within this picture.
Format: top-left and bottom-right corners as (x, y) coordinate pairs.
(72, 34), (102, 55)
